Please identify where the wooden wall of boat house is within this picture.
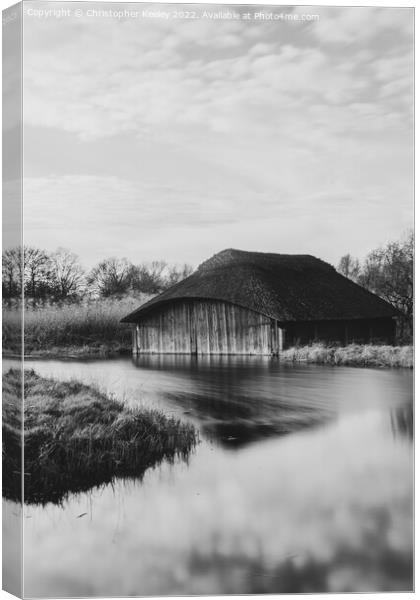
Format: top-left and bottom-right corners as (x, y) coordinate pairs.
(283, 317), (396, 347)
(132, 300), (397, 355)
(132, 299), (279, 355)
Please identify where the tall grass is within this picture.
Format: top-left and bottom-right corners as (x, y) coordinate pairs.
(2, 369), (197, 505)
(2, 300), (414, 368)
(3, 295), (151, 355)
(279, 343), (413, 368)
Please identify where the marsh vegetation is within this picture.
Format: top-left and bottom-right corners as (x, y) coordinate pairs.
(2, 296), (144, 356)
(2, 301), (413, 367)
(2, 232), (413, 358)
(2, 368), (197, 504)
(279, 343), (413, 368)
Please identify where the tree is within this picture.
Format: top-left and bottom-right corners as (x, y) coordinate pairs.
(2, 247), (23, 299)
(129, 261), (167, 294)
(337, 253), (360, 282)
(164, 263), (194, 288)
(23, 247), (53, 299)
(87, 257), (132, 297)
(358, 232), (413, 335)
(128, 261), (194, 294)
(49, 248), (85, 300)
(338, 231), (413, 342)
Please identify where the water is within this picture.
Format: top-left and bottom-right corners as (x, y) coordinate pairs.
(3, 356), (413, 595)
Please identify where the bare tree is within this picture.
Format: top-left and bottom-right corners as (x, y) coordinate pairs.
(129, 261), (168, 294)
(164, 263), (194, 288)
(358, 231), (413, 333)
(2, 247), (23, 299)
(337, 253), (360, 282)
(128, 261), (193, 294)
(338, 231), (413, 342)
(23, 247), (52, 299)
(49, 248), (85, 299)
(88, 257), (132, 297)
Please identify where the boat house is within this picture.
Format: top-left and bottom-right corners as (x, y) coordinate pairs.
(121, 249), (398, 355)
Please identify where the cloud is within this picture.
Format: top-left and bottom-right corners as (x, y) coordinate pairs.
(23, 174), (278, 232)
(21, 171), (412, 268)
(305, 6), (413, 46)
(22, 3), (413, 143)
(19, 4), (413, 267)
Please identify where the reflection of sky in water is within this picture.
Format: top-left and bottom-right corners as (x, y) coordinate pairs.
(3, 357), (413, 595)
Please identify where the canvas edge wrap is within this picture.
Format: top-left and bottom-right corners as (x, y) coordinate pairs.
(2, 2), (24, 597)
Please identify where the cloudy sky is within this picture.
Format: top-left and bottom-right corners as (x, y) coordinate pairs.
(6, 2), (414, 268)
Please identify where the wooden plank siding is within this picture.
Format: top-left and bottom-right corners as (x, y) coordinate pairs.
(134, 299), (274, 355)
(133, 300), (397, 355)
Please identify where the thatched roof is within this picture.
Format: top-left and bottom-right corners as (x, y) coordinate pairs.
(121, 249), (398, 323)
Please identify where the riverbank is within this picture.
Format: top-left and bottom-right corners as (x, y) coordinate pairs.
(3, 344), (413, 368)
(2, 295), (149, 356)
(3, 300), (413, 367)
(3, 344), (131, 360)
(2, 368), (197, 504)
(279, 344), (413, 368)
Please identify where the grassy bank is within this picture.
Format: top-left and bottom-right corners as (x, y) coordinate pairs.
(2, 295), (151, 356)
(279, 344), (413, 368)
(2, 301), (413, 367)
(2, 369), (197, 504)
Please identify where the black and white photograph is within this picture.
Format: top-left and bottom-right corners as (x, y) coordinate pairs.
(2, 0), (414, 597)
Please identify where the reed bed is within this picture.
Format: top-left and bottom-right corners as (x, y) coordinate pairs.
(2, 295), (151, 355)
(2, 369), (197, 504)
(2, 300), (413, 368)
(279, 343), (413, 368)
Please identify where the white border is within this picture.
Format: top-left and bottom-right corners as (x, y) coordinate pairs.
(0, 2), (416, 600)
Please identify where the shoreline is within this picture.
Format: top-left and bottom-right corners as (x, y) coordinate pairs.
(3, 343), (413, 368)
(2, 368), (197, 505)
(2, 345), (132, 360)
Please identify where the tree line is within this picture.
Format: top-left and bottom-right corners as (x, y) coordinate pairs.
(337, 230), (413, 342)
(2, 232), (413, 342)
(2, 247), (193, 302)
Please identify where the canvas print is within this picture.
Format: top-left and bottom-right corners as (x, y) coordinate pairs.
(2, 1), (414, 597)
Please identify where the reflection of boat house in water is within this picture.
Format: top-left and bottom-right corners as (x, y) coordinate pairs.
(122, 249), (398, 355)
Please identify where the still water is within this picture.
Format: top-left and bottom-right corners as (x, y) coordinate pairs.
(3, 356), (413, 595)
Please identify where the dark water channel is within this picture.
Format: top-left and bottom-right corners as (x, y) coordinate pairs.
(3, 356), (413, 596)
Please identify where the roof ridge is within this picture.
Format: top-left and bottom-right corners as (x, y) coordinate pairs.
(197, 248), (330, 273)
